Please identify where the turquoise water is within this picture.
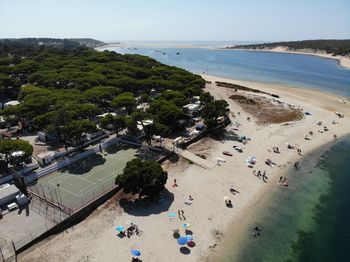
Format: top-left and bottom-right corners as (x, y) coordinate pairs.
(217, 138), (350, 262)
(106, 46), (350, 96)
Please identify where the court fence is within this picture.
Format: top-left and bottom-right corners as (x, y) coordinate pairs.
(24, 137), (122, 183)
(28, 179), (116, 215)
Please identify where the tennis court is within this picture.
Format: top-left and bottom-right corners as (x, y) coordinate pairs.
(30, 147), (137, 213)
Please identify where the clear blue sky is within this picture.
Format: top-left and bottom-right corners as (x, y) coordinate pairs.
(1, 0), (349, 42)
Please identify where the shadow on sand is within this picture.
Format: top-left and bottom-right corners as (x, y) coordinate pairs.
(209, 129), (241, 143)
(119, 189), (174, 216)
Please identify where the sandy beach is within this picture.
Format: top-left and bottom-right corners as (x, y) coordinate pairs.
(230, 46), (350, 69)
(19, 75), (350, 262)
(96, 42), (229, 51)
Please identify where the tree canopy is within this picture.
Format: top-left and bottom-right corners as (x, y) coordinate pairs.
(201, 100), (229, 127)
(0, 139), (33, 166)
(61, 119), (97, 145)
(229, 39), (350, 56)
(100, 114), (126, 136)
(0, 39), (205, 138)
(115, 158), (168, 198)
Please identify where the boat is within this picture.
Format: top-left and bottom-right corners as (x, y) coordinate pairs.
(222, 151), (233, 156)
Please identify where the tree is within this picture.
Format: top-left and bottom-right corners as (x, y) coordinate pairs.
(124, 116), (138, 135)
(131, 110), (151, 139)
(0, 139), (33, 166)
(84, 86), (121, 107)
(115, 158), (168, 199)
(200, 91), (214, 105)
(160, 90), (187, 107)
(111, 92), (135, 113)
(148, 99), (184, 129)
(61, 119), (97, 147)
(100, 114), (126, 136)
(201, 100), (229, 127)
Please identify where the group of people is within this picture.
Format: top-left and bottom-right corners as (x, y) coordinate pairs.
(253, 170), (268, 182)
(252, 225), (261, 237)
(119, 223), (140, 239)
(272, 146), (280, 153)
(278, 176), (288, 186)
(124, 223), (140, 238)
(225, 199), (233, 207)
(265, 158), (276, 167)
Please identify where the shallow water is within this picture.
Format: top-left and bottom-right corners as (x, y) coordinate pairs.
(106, 46), (350, 96)
(216, 138), (350, 262)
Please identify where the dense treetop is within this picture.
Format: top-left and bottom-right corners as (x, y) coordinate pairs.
(228, 39), (350, 56)
(115, 158), (168, 198)
(0, 39), (205, 136)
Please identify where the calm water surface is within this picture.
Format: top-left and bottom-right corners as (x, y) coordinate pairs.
(217, 138), (350, 262)
(106, 46), (350, 96)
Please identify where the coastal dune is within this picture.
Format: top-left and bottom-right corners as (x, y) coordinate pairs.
(19, 76), (350, 262)
(231, 46), (350, 69)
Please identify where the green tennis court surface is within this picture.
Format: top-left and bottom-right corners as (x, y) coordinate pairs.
(33, 147), (137, 212)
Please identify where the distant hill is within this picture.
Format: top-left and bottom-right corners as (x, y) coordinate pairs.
(227, 39), (350, 56)
(0, 38), (106, 48)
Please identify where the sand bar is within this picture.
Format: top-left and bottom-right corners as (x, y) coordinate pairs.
(229, 46), (350, 69)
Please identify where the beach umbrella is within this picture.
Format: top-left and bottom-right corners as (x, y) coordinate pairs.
(168, 212), (177, 218)
(182, 223), (191, 229)
(186, 235), (193, 242)
(131, 249), (141, 256)
(223, 196), (230, 201)
(115, 226), (125, 232)
(177, 236), (188, 245)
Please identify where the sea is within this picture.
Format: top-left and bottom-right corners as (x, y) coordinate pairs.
(104, 42), (350, 261)
(105, 42), (350, 97)
(214, 137), (350, 262)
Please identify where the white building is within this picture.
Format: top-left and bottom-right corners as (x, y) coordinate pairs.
(0, 184), (20, 207)
(183, 103), (200, 114)
(36, 151), (57, 166)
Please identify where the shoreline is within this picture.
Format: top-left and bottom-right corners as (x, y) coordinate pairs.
(204, 135), (349, 261)
(199, 74), (350, 260)
(226, 46), (350, 69)
(96, 42), (226, 51)
(19, 75), (350, 262)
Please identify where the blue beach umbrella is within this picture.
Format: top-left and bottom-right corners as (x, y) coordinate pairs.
(177, 236), (188, 245)
(186, 235), (193, 242)
(115, 226), (125, 232)
(131, 249), (141, 256)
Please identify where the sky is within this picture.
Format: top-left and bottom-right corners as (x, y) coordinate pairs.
(0, 0), (349, 42)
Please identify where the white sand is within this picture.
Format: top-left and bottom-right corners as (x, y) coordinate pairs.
(19, 76), (350, 262)
(232, 46), (350, 69)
